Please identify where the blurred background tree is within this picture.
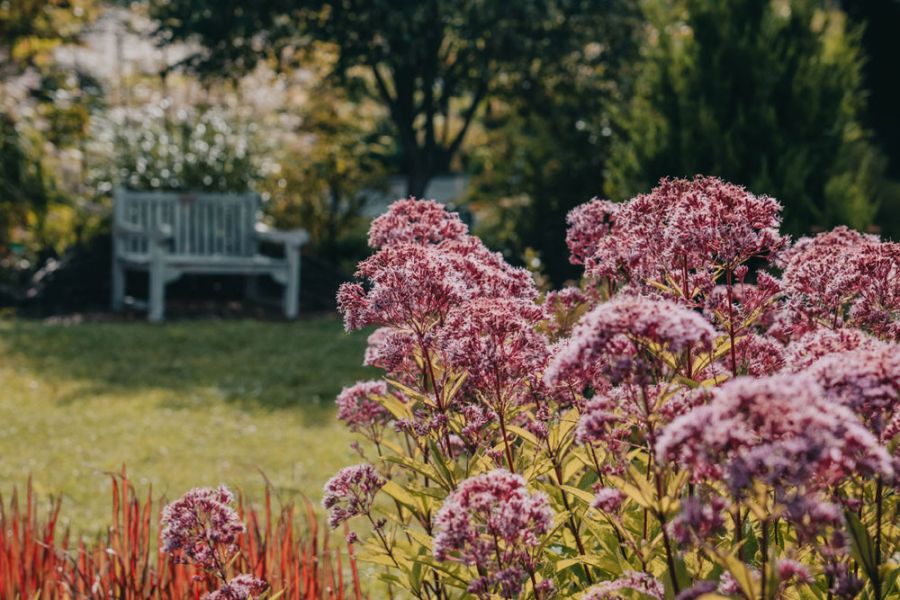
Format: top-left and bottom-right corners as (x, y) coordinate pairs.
(1, 0), (99, 275)
(841, 0), (900, 237)
(469, 1), (641, 285)
(258, 69), (391, 266)
(604, 0), (893, 236)
(151, 0), (631, 198)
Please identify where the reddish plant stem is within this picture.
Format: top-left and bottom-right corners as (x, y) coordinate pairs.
(875, 476), (884, 600)
(549, 456), (594, 585)
(725, 267), (738, 377)
(682, 256), (694, 379)
(654, 472), (681, 596)
(497, 409), (516, 474)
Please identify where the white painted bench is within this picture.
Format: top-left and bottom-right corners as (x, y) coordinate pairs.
(111, 189), (308, 321)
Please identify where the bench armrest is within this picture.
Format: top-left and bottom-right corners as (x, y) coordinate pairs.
(254, 223), (309, 247)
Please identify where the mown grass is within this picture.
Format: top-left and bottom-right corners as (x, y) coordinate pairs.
(0, 316), (373, 535)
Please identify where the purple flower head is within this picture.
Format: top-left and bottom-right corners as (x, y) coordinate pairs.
(825, 563), (864, 599)
(674, 581), (718, 600)
(432, 470), (554, 598)
(777, 559), (812, 584)
(782, 493), (844, 544)
(582, 571), (665, 600)
(668, 495), (728, 546)
(780, 228), (900, 339)
(335, 380), (391, 434)
(584, 177), (785, 289)
(438, 297), (548, 407)
(160, 486), (244, 571)
(575, 387), (638, 459)
(338, 238), (536, 333)
(656, 373), (894, 492)
(363, 327), (418, 381)
(784, 327), (885, 371)
(545, 296), (716, 387)
(206, 574), (268, 600)
(566, 198), (618, 266)
(322, 464), (386, 529)
(368, 198), (469, 249)
(733, 334), (785, 376)
(807, 344), (900, 443)
(591, 487), (624, 513)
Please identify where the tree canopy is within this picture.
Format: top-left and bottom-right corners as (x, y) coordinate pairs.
(151, 0), (628, 196)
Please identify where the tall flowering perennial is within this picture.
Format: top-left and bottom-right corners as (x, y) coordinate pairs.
(325, 184), (900, 600)
(161, 486), (268, 599)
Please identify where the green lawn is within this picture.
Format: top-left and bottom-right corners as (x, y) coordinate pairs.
(0, 317), (373, 534)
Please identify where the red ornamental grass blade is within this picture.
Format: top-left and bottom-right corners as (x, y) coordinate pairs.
(1, 475), (360, 600)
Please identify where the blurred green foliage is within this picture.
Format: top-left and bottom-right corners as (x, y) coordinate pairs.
(0, 115), (55, 258)
(259, 79), (389, 261)
(604, 0), (893, 236)
(469, 1), (641, 285)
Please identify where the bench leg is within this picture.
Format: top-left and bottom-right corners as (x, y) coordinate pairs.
(283, 245), (300, 319)
(149, 257), (166, 322)
(111, 259), (125, 311)
(245, 275), (259, 303)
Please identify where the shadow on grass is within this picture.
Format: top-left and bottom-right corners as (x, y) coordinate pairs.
(1, 316), (374, 419)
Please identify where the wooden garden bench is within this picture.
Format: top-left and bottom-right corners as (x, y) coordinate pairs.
(111, 189), (308, 321)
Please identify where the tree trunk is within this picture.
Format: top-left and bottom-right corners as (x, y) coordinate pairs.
(405, 168), (432, 198)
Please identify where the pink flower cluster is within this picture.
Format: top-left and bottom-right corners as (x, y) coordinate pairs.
(161, 487), (267, 600)
(780, 226), (900, 339)
(432, 470), (553, 598)
(591, 487), (624, 513)
(338, 200), (535, 333)
(161, 486), (244, 571)
(205, 575), (268, 600)
(363, 327), (417, 380)
(438, 298), (547, 406)
(368, 197), (469, 249)
(545, 296), (716, 386)
(582, 570), (665, 600)
(322, 464), (386, 529)
(656, 373), (894, 493)
(578, 176), (785, 291)
(565, 198), (618, 266)
(784, 327), (883, 371)
(807, 345), (900, 444)
(668, 495), (728, 546)
(335, 380), (391, 435)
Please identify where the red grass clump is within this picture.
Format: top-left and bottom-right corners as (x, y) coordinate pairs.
(0, 469), (364, 600)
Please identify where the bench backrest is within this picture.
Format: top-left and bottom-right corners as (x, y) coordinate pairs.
(114, 189), (259, 257)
